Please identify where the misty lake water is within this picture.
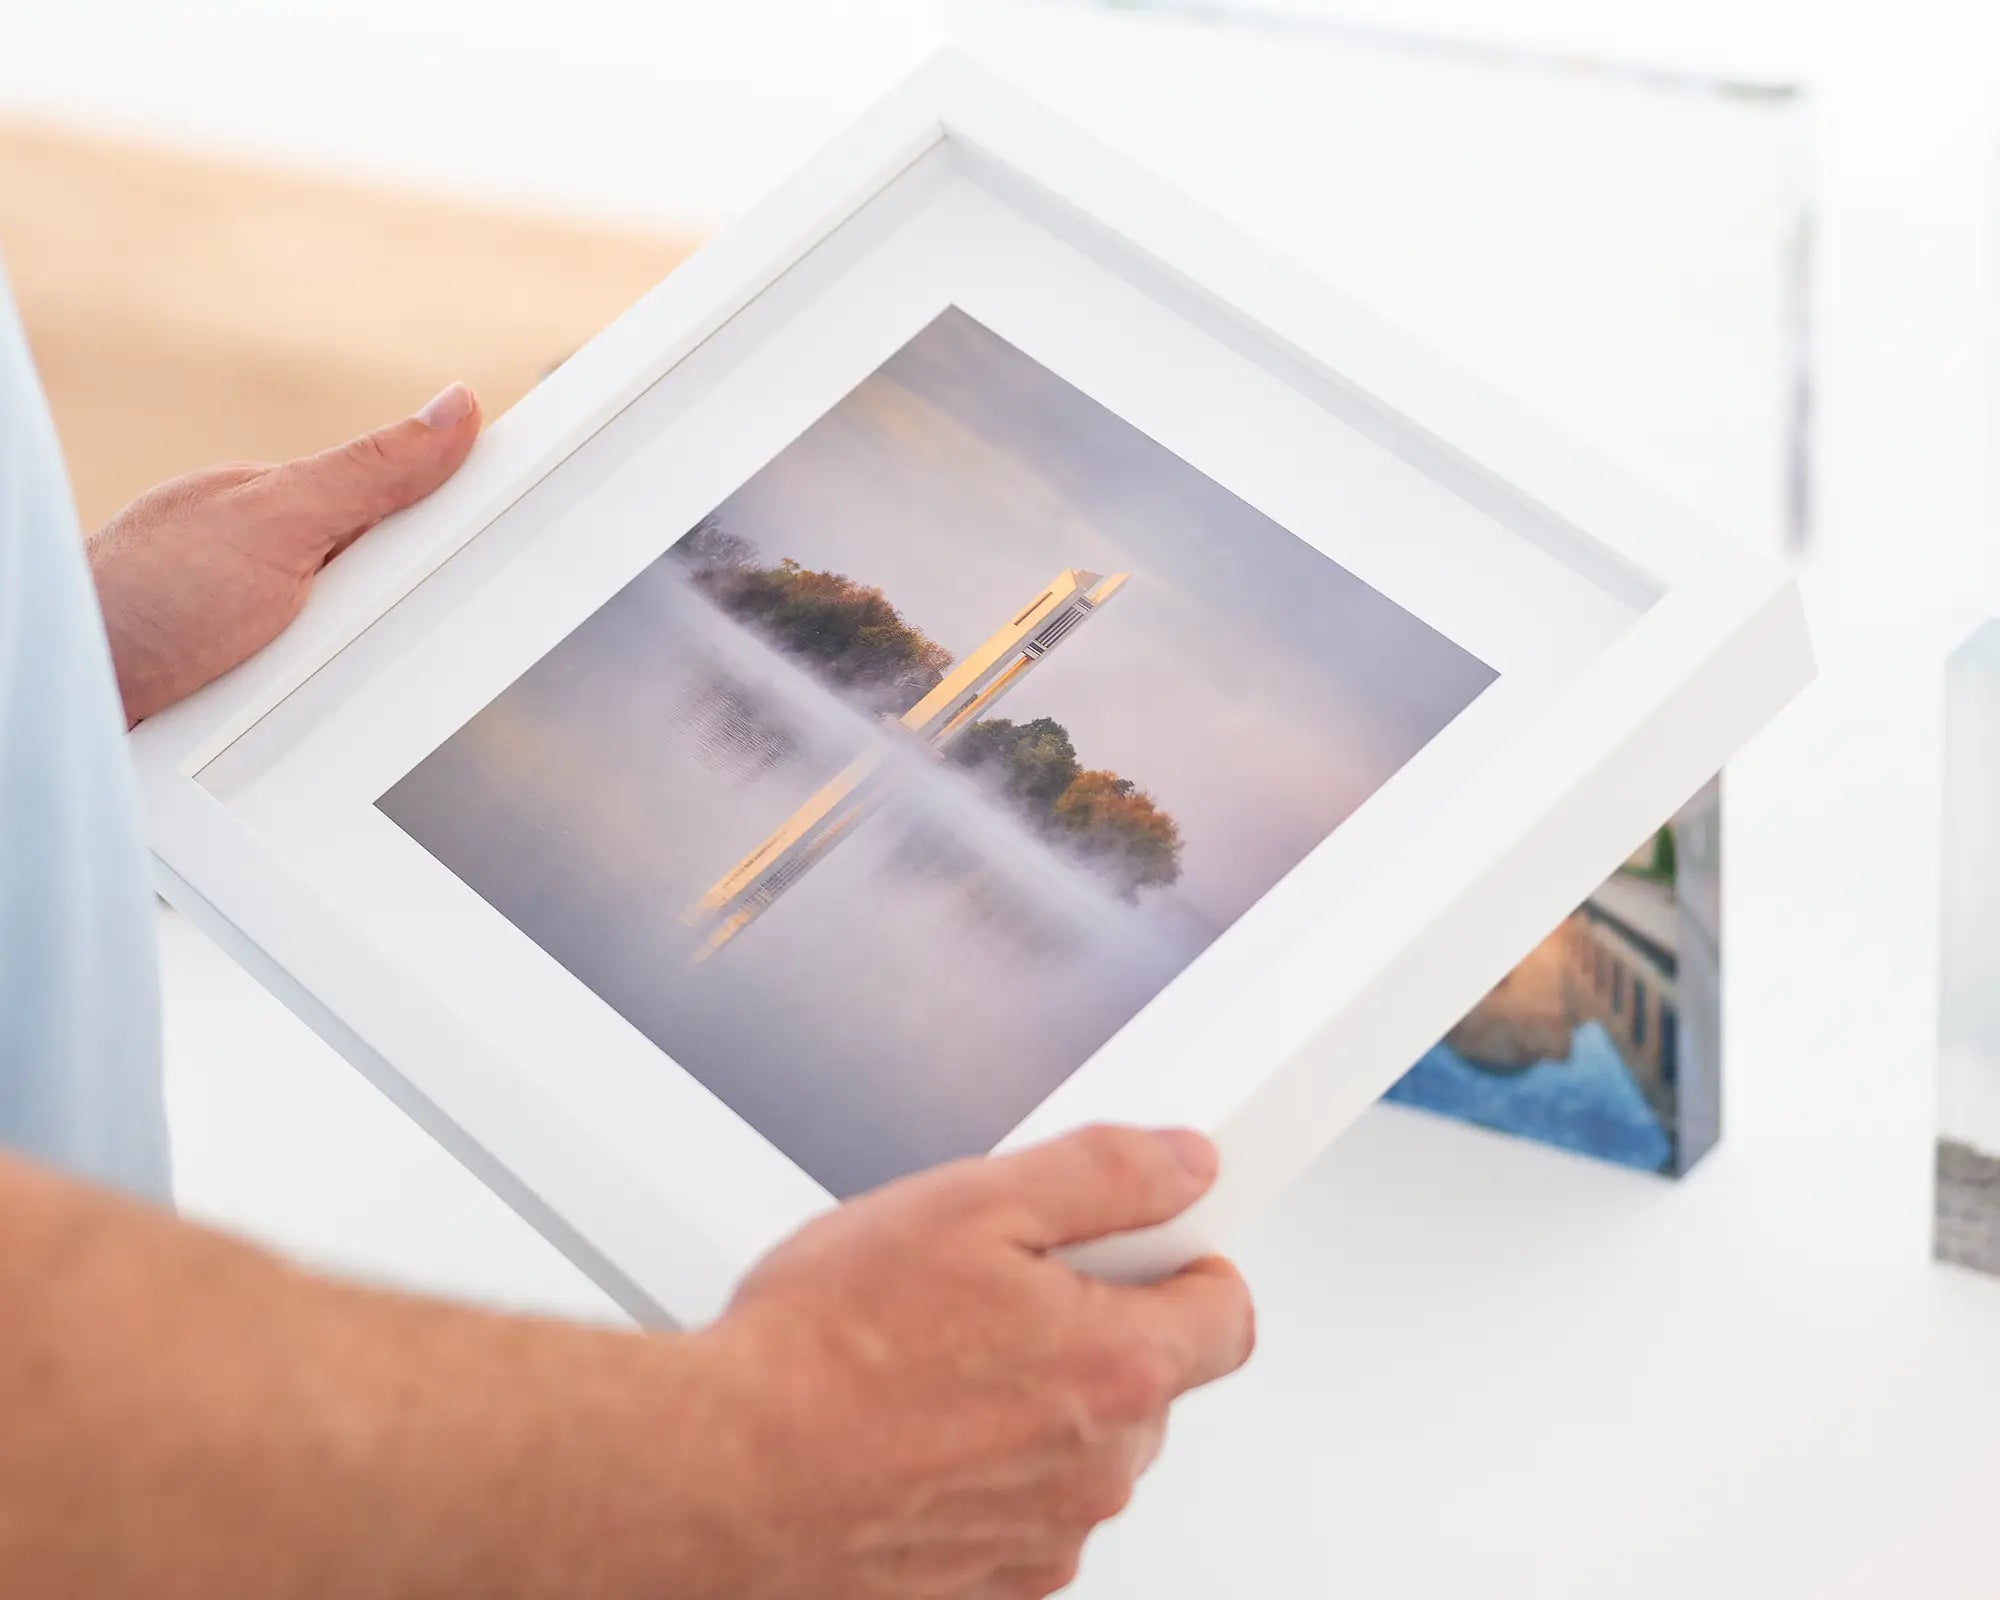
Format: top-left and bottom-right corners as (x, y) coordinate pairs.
(379, 564), (1211, 1198)
(1386, 1025), (1673, 1173)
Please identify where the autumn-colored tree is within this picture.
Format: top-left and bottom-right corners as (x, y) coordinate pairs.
(949, 718), (1182, 898)
(671, 520), (952, 715)
(1049, 769), (1183, 897)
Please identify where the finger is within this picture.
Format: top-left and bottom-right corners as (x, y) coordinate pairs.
(980, 1125), (1219, 1251)
(1124, 1255), (1255, 1395)
(261, 382), (481, 561)
(977, 1557), (1082, 1599)
(1125, 1416), (1167, 1480)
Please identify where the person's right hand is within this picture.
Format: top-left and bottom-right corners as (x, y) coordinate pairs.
(696, 1125), (1255, 1600)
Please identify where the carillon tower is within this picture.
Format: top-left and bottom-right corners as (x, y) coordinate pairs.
(688, 568), (1129, 956)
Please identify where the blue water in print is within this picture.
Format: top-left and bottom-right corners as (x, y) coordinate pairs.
(1385, 1021), (1672, 1173)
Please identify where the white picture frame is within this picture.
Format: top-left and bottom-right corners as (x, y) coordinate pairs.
(130, 51), (1812, 1327)
(1938, 621), (2000, 1276)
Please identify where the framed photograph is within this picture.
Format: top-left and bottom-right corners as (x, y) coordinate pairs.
(131, 53), (1812, 1326)
(1938, 623), (2000, 1275)
(1389, 778), (1723, 1177)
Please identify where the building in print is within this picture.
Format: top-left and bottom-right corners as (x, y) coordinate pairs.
(688, 569), (1129, 957)
(1390, 781), (1722, 1176)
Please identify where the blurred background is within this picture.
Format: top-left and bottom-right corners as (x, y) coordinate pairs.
(8, 3), (2000, 1597)
(5, 0), (1821, 534)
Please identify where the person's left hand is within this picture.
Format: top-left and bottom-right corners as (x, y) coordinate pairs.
(88, 382), (482, 726)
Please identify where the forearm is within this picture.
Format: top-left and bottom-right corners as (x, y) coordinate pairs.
(0, 1153), (760, 1598)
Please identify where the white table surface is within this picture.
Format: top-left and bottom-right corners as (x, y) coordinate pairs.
(17, 2), (2000, 1594)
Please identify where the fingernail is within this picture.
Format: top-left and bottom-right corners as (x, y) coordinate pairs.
(1153, 1128), (1217, 1182)
(416, 382), (473, 430)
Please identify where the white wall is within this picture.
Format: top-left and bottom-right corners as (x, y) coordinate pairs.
(0, 0), (1809, 548)
(956, 2), (1805, 548)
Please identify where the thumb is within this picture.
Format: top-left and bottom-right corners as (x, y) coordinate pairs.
(267, 382), (481, 561)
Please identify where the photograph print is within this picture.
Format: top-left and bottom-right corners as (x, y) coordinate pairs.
(379, 307), (1496, 1199)
(1386, 780), (1723, 1177)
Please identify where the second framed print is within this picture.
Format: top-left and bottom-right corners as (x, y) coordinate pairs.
(1391, 780), (1722, 1177)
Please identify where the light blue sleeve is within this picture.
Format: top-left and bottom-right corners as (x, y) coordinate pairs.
(0, 267), (171, 1201)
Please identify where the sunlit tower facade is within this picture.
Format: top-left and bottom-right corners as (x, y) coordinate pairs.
(688, 568), (1129, 956)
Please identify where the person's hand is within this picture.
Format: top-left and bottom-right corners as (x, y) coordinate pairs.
(695, 1125), (1255, 1600)
(87, 383), (481, 726)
